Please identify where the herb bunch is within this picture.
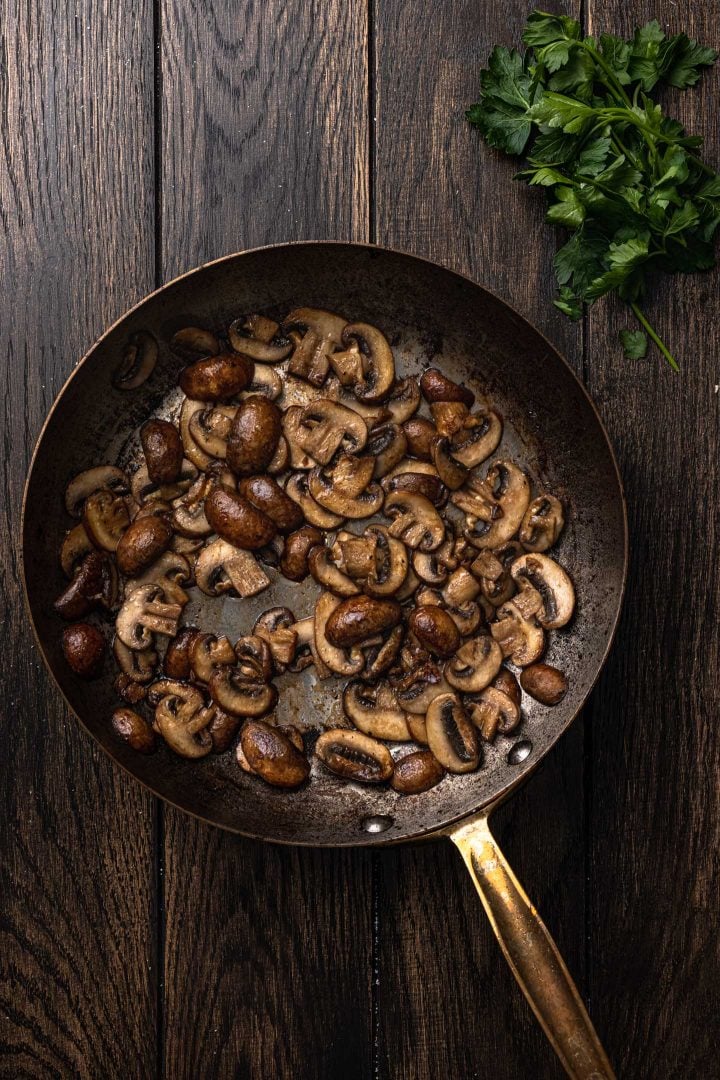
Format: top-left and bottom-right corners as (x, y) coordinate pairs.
(467, 11), (720, 368)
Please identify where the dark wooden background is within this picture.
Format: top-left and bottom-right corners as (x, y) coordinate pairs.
(1, 1), (718, 1076)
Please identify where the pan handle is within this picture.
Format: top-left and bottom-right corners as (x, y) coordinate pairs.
(450, 811), (615, 1080)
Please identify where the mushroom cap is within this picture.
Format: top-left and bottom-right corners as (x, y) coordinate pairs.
(425, 692), (480, 773)
(313, 591), (365, 677)
(208, 668), (278, 717)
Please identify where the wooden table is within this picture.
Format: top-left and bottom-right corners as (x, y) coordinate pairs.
(2, 2), (718, 1077)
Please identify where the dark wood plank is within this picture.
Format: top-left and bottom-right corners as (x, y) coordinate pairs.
(584, 3), (720, 1076)
(373, 2), (585, 1077)
(0, 3), (158, 1077)
(158, 3), (373, 1077)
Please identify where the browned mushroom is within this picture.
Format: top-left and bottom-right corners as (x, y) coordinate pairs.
(226, 396), (283, 476)
(116, 515), (174, 577)
(313, 592), (365, 677)
(111, 708), (157, 753)
(385, 378), (421, 424)
(61, 623), (105, 679)
(449, 409), (503, 468)
(154, 690), (214, 759)
(315, 729), (394, 783)
(326, 594), (402, 648)
(170, 326), (220, 360)
(65, 465), (129, 517)
(466, 685), (521, 741)
(308, 461), (384, 520)
(520, 663), (568, 705)
(284, 473), (345, 529)
(431, 436), (469, 490)
(425, 692), (480, 773)
(403, 416), (438, 461)
(208, 668), (277, 717)
(252, 608), (299, 670)
(195, 538), (270, 598)
(510, 553), (576, 629)
(179, 352), (254, 401)
(283, 307), (347, 385)
(445, 634), (503, 692)
(82, 490), (130, 552)
(519, 494), (565, 552)
(205, 488), (277, 550)
(364, 422), (408, 478)
(391, 750), (445, 794)
(408, 605), (461, 658)
(343, 680), (411, 741)
(140, 419), (184, 484)
(293, 398), (368, 465)
(341, 322), (395, 402)
(125, 551), (192, 608)
(113, 332), (158, 390)
(115, 585), (182, 650)
(190, 633), (237, 683)
(490, 600), (545, 666)
(308, 546), (360, 597)
(471, 542), (524, 607)
(238, 475), (304, 533)
(228, 314), (293, 362)
(420, 368), (475, 407)
(54, 551), (116, 620)
(280, 525), (324, 581)
(384, 491), (445, 552)
(164, 627), (202, 680)
(454, 461), (530, 549)
(240, 721), (310, 787)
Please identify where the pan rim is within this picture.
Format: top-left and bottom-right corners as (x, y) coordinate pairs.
(20, 239), (629, 847)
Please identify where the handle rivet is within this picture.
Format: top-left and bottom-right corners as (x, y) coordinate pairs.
(361, 814), (393, 834)
(507, 739), (533, 765)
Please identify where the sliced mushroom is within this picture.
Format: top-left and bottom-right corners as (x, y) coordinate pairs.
(131, 459), (198, 506)
(445, 635), (503, 693)
(317, 453), (375, 499)
(243, 363), (284, 400)
(308, 546), (360, 597)
(333, 531), (378, 580)
(430, 401), (469, 438)
(115, 585), (182, 650)
(83, 490), (130, 552)
(359, 624), (404, 680)
(384, 491), (445, 552)
(364, 422), (407, 479)
(443, 567), (480, 607)
(308, 465), (383, 521)
(195, 538), (270, 598)
(519, 495), (565, 552)
(326, 594), (402, 648)
(207, 708), (242, 753)
(341, 322), (395, 403)
(315, 729), (394, 784)
(171, 475), (215, 539)
(187, 405), (237, 459)
(412, 538), (457, 586)
(294, 399), (368, 465)
(54, 551), (116, 619)
(392, 662), (451, 714)
(450, 410), (503, 468)
(466, 686), (521, 741)
(425, 692), (479, 773)
(382, 467), (447, 505)
(285, 473), (344, 529)
(170, 326), (220, 360)
(113, 332), (158, 390)
(60, 523), (95, 578)
(313, 592), (365, 677)
(471, 541), (524, 607)
(455, 461), (530, 549)
(234, 635), (274, 682)
(65, 466), (128, 517)
(252, 608), (298, 670)
(240, 721), (309, 788)
(180, 397), (215, 470)
(179, 351), (254, 401)
(385, 378), (421, 424)
(116, 515), (174, 577)
(431, 436), (468, 491)
(228, 314), (293, 362)
(490, 600), (545, 666)
(409, 605), (461, 658)
(163, 627), (201, 680)
(282, 407), (316, 469)
(510, 553), (575, 629)
(154, 692), (213, 759)
(283, 307), (347, 385)
(190, 633), (237, 683)
(125, 551), (192, 607)
(405, 713), (429, 745)
(402, 417), (438, 462)
(343, 681), (411, 741)
(364, 525), (409, 598)
(395, 566), (421, 602)
(114, 637), (158, 683)
(226, 396), (283, 476)
(208, 668), (277, 717)
(205, 488), (276, 550)
(238, 475), (304, 534)
(140, 419), (185, 484)
(328, 339), (363, 386)
(420, 368), (475, 407)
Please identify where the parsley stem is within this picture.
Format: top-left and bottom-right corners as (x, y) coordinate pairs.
(581, 42), (634, 108)
(629, 302), (679, 371)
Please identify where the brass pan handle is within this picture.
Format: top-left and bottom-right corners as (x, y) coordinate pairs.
(450, 812), (615, 1080)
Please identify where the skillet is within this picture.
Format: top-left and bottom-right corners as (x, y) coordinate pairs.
(22, 242), (627, 1078)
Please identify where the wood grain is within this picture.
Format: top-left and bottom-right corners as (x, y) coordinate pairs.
(584, 3), (720, 1076)
(373, 2), (584, 1077)
(158, 2), (373, 1077)
(0, 1), (158, 1077)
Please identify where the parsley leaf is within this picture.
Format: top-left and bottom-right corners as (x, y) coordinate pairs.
(466, 47), (538, 155)
(620, 329), (648, 358)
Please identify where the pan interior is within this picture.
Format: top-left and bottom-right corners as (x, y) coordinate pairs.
(22, 244), (626, 846)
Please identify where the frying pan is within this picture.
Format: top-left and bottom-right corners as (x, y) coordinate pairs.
(22, 242), (627, 1078)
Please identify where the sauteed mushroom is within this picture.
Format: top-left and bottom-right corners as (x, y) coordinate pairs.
(238, 475), (304, 533)
(115, 585), (182, 649)
(384, 491), (445, 551)
(519, 494), (565, 552)
(205, 488), (277, 550)
(280, 525), (323, 581)
(466, 685), (521, 741)
(455, 461), (530, 549)
(125, 551), (192, 607)
(294, 399), (368, 464)
(391, 750), (445, 795)
(154, 690), (214, 759)
(140, 419), (184, 484)
(179, 351), (254, 401)
(285, 473), (344, 529)
(61, 623), (106, 679)
(195, 538), (270, 598)
(113, 332), (158, 390)
(420, 368), (475, 407)
(54, 551), (116, 619)
(60, 523), (95, 578)
(425, 692), (480, 773)
(283, 307), (347, 385)
(409, 605), (461, 658)
(187, 405), (236, 460)
(403, 416), (438, 461)
(163, 627), (201, 680)
(240, 721), (310, 788)
(385, 377), (421, 423)
(190, 633), (237, 683)
(364, 421), (407, 478)
(112, 708), (156, 753)
(313, 592), (365, 677)
(226, 396), (283, 476)
(115, 637), (158, 683)
(520, 663), (569, 705)
(208, 668), (277, 718)
(253, 608), (298, 670)
(325, 594), (402, 648)
(445, 635), (503, 692)
(490, 600), (545, 666)
(364, 525), (409, 598)
(308, 463), (384, 520)
(82, 490), (130, 552)
(228, 314), (293, 362)
(65, 465), (129, 517)
(116, 515), (173, 577)
(315, 729), (394, 784)
(450, 409), (503, 468)
(170, 326), (219, 360)
(511, 553), (576, 629)
(343, 680), (411, 741)
(341, 322), (395, 402)
(308, 546), (360, 597)
(131, 459), (198, 506)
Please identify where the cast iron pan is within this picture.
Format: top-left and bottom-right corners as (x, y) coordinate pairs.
(22, 243), (627, 1078)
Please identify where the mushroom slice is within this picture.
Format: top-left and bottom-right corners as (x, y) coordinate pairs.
(54, 551), (117, 619)
(113, 637), (158, 684)
(430, 401), (469, 438)
(308, 546), (360, 597)
(208, 669), (277, 718)
(285, 473), (344, 529)
(296, 399), (368, 465)
(466, 687), (521, 741)
(147, 679), (201, 708)
(83, 490), (130, 552)
(315, 729), (394, 784)
(115, 584), (182, 650)
(308, 466), (384, 520)
(510, 553), (575, 630)
(60, 523), (95, 578)
(471, 542), (524, 608)
(431, 436), (469, 491)
(445, 635), (503, 693)
(313, 591), (364, 677)
(382, 464), (447, 506)
(324, 379), (391, 425)
(171, 474), (219, 538)
(450, 410), (503, 468)
(188, 405), (237, 459)
(180, 397), (215, 470)
(443, 567), (480, 607)
(131, 459), (198, 506)
(190, 633), (237, 683)
(343, 681), (411, 741)
(384, 491), (445, 552)
(125, 551), (192, 607)
(282, 407), (316, 470)
(195, 538), (270, 598)
(395, 566), (421, 602)
(519, 494), (565, 552)
(364, 422), (408, 479)
(364, 525), (408, 598)
(412, 538), (457, 586)
(235, 635), (274, 683)
(392, 662), (451, 715)
(113, 332), (158, 390)
(283, 307), (347, 385)
(328, 340), (364, 386)
(242, 363), (284, 400)
(154, 693), (213, 759)
(341, 322), (395, 403)
(359, 625), (404, 681)
(228, 315), (293, 362)
(426, 692), (480, 773)
(490, 600), (545, 666)
(314, 453), (375, 499)
(65, 466), (129, 517)
(333, 531), (378, 580)
(267, 435), (289, 476)
(456, 461), (531, 550)
(385, 378), (421, 424)
(170, 327), (219, 360)
(253, 608), (298, 671)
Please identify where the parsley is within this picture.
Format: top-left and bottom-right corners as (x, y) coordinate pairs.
(466, 10), (719, 369)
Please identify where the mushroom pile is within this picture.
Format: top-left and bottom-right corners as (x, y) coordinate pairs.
(55, 308), (575, 794)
